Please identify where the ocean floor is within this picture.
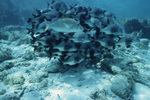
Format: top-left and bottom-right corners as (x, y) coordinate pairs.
(0, 25), (150, 100)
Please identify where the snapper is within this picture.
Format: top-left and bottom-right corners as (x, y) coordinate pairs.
(49, 18), (84, 33)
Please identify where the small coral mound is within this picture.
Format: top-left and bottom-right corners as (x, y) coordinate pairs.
(124, 18), (150, 39)
(0, 48), (12, 62)
(4, 73), (25, 87)
(110, 74), (134, 99)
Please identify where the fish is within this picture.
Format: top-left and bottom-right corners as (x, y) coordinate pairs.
(124, 33), (139, 48)
(27, 15), (45, 29)
(74, 5), (84, 13)
(101, 24), (122, 35)
(79, 42), (93, 52)
(64, 10), (75, 17)
(63, 52), (85, 66)
(31, 9), (42, 18)
(27, 0), (126, 66)
(70, 32), (90, 43)
(53, 41), (77, 52)
(90, 7), (104, 18)
(49, 18), (84, 33)
(28, 19), (50, 36)
(75, 12), (87, 20)
(51, 1), (67, 12)
(104, 11), (116, 20)
(85, 47), (101, 58)
(37, 20), (50, 31)
(43, 10), (60, 20)
(85, 17), (103, 28)
(100, 17), (110, 27)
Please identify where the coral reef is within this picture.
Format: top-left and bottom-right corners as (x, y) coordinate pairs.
(124, 18), (150, 39)
(0, 48), (12, 62)
(110, 74), (134, 99)
(4, 73), (25, 87)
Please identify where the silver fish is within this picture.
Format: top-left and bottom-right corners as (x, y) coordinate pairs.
(53, 41), (77, 52)
(63, 52), (85, 65)
(70, 32), (90, 43)
(49, 18), (84, 33)
(101, 24), (122, 35)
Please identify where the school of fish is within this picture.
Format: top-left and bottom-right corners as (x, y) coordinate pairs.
(27, 1), (126, 66)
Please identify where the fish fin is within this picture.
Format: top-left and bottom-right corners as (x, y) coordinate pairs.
(69, 5), (73, 10)
(45, 25), (49, 31)
(32, 14), (36, 18)
(74, 4), (77, 7)
(83, 29), (87, 32)
(47, 2), (50, 8)
(26, 28), (33, 34)
(44, 19), (50, 31)
(51, 0), (55, 4)
(64, 23), (71, 29)
(27, 18), (32, 23)
(36, 9), (41, 16)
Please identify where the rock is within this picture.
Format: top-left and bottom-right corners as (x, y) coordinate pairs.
(135, 38), (149, 50)
(38, 79), (48, 89)
(43, 57), (68, 73)
(35, 51), (48, 57)
(124, 19), (143, 33)
(24, 86), (37, 93)
(0, 30), (9, 40)
(4, 73), (25, 86)
(0, 94), (20, 100)
(110, 74), (134, 99)
(17, 34), (31, 45)
(22, 50), (35, 60)
(111, 65), (122, 74)
(136, 74), (150, 88)
(133, 83), (150, 100)
(8, 31), (21, 42)
(90, 89), (108, 100)
(0, 48), (12, 62)
(21, 91), (44, 100)
(0, 61), (14, 71)
(28, 75), (42, 83)
(0, 89), (6, 95)
(17, 62), (31, 68)
(98, 58), (113, 73)
(0, 71), (7, 82)
(124, 18), (150, 39)
(140, 38), (149, 46)
(28, 71), (48, 83)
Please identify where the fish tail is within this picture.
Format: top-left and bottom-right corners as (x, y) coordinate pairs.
(27, 18), (32, 23)
(26, 28), (33, 34)
(36, 9), (41, 16)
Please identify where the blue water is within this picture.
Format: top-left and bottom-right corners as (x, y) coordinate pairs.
(0, 0), (150, 27)
(11, 0), (150, 18)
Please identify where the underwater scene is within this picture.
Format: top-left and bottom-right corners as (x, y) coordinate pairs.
(0, 0), (150, 100)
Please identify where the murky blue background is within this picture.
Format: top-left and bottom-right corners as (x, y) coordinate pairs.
(1, 0), (150, 27)
(11, 0), (150, 18)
